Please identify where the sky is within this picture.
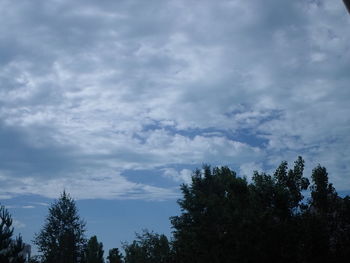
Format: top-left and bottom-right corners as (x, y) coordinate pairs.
(1, 0), (350, 257)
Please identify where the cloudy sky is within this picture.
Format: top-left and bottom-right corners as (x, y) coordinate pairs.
(1, 0), (350, 255)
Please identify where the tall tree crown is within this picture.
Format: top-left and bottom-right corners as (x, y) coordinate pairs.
(34, 191), (86, 263)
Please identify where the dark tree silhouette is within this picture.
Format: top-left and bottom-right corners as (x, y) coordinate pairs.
(0, 204), (26, 263)
(34, 191), (86, 263)
(107, 248), (123, 263)
(86, 236), (104, 263)
(123, 230), (172, 263)
(299, 165), (350, 262)
(171, 165), (256, 263)
(170, 157), (350, 263)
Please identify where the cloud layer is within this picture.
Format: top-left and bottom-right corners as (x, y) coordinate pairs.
(1, 0), (349, 200)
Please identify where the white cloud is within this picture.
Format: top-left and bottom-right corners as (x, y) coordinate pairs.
(239, 162), (263, 178)
(4, 205), (35, 209)
(29, 202), (49, 207)
(0, 169), (179, 201)
(0, 195), (12, 200)
(22, 206), (35, 209)
(13, 219), (26, 229)
(162, 168), (192, 185)
(0, 0), (349, 199)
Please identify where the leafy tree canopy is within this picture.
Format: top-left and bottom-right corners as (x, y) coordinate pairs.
(171, 157), (350, 263)
(123, 230), (172, 263)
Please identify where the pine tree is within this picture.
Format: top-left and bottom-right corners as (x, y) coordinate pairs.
(34, 191), (86, 263)
(0, 204), (26, 263)
(86, 236), (104, 263)
(0, 204), (14, 261)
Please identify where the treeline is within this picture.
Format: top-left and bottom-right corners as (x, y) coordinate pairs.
(1, 157), (350, 263)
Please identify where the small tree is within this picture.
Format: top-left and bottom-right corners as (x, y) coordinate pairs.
(0, 205), (14, 261)
(107, 248), (123, 263)
(0, 204), (26, 263)
(86, 236), (104, 263)
(9, 235), (26, 263)
(34, 191), (86, 263)
(123, 230), (171, 263)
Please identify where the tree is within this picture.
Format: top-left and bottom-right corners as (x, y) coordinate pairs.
(0, 204), (14, 261)
(107, 248), (123, 263)
(9, 235), (26, 263)
(299, 165), (350, 263)
(34, 191), (87, 263)
(123, 230), (172, 263)
(171, 165), (256, 263)
(171, 158), (350, 263)
(0, 204), (26, 263)
(310, 165), (337, 215)
(86, 236), (104, 263)
(248, 157), (310, 262)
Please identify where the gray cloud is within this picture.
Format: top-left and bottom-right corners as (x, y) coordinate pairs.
(0, 0), (349, 199)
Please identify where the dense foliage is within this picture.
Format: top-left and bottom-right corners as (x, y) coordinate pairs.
(170, 157), (350, 263)
(85, 236), (104, 263)
(123, 230), (172, 263)
(33, 191), (86, 263)
(106, 248), (123, 263)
